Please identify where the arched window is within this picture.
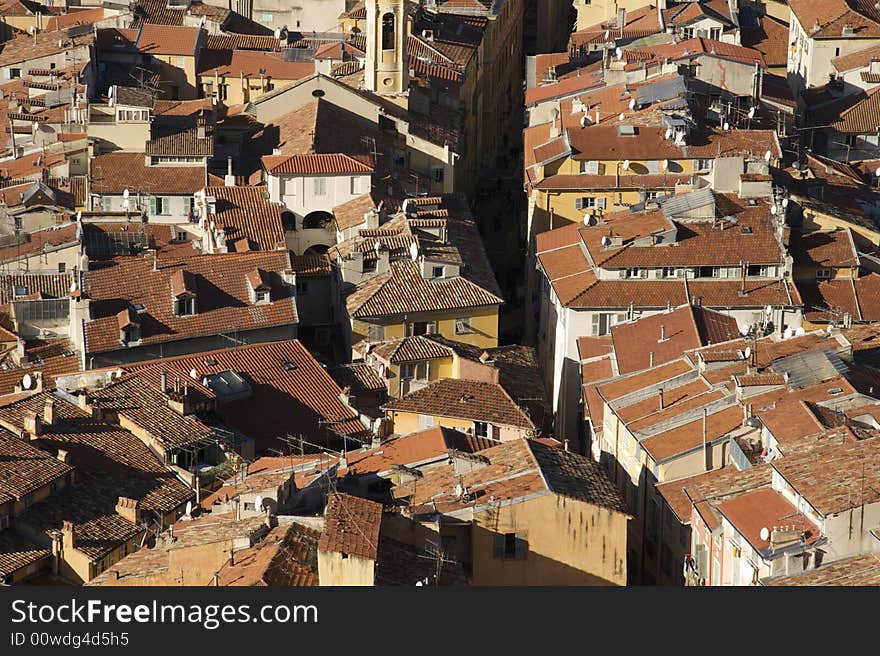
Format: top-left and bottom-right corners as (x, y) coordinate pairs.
(382, 12), (395, 50)
(281, 211), (297, 232)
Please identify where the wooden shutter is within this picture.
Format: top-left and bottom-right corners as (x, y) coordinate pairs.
(515, 533), (528, 559)
(494, 533), (505, 559)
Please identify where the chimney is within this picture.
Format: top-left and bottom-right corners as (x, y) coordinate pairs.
(659, 324), (666, 342)
(160, 369), (168, 394)
(196, 116), (206, 140)
(225, 157), (235, 187)
(43, 398), (55, 426)
(659, 387), (664, 410)
(228, 549), (234, 566)
(56, 448), (68, 463)
(61, 520), (76, 551)
(23, 410), (41, 437)
(649, 351), (654, 367)
(115, 496), (140, 525)
(563, 438), (570, 452)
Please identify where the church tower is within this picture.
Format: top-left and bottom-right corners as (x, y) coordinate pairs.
(364, 0), (409, 96)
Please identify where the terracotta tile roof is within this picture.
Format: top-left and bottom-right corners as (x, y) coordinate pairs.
(0, 530), (50, 577)
(656, 464), (772, 525)
(216, 523), (319, 586)
(329, 362), (386, 394)
(772, 437), (880, 516)
(0, 271), (73, 307)
(384, 377), (535, 430)
(125, 340), (369, 452)
(570, 4), (663, 48)
(0, 338), (80, 396)
(610, 304), (739, 374)
(534, 173), (692, 190)
(740, 15), (790, 68)
(290, 254), (332, 277)
(718, 487), (821, 551)
(795, 279), (860, 323)
(831, 86), (880, 133)
(789, 0), (880, 39)
(44, 7), (105, 31)
(0, 429), (73, 502)
(566, 125), (780, 162)
(0, 29), (92, 68)
(765, 553), (880, 585)
(343, 427), (453, 476)
(318, 492), (382, 561)
(204, 34), (280, 51)
(90, 152), (205, 195)
(152, 98), (214, 117)
(792, 229), (859, 268)
(0, 151), (66, 179)
(146, 122), (214, 157)
(204, 185), (285, 251)
(332, 191), (383, 231)
(394, 438), (627, 515)
(89, 374), (216, 451)
(136, 24), (201, 56)
(0, 223), (77, 264)
(262, 153), (373, 175)
(833, 42), (880, 72)
(638, 404), (744, 463)
(197, 49), (314, 80)
(83, 250), (297, 354)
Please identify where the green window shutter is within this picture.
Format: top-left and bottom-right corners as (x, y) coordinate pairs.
(148, 196), (156, 215)
(101, 196), (111, 211)
(493, 534), (505, 559)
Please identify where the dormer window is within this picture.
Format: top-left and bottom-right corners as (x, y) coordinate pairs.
(246, 269), (272, 305)
(171, 269), (198, 317)
(432, 266), (445, 278)
(117, 307), (141, 346)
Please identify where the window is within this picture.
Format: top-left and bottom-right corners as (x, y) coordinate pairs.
(58, 262), (66, 274)
(350, 177), (358, 195)
(494, 532), (527, 559)
(662, 267), (677, 278)
(433, 167), (444, 182)
(473, 421), (489, 437)
(367, 324), (385, 342)
(101, 196), (112, 211)
(218, 84), (228, 101)
(575, 196), (596, 210)
(149, 196), (167, 215)
(625, 268), (647, 279)
(254, 289), (270, 304)
(455, 317), (473, 334)
(175, 296), (196, 317)
(313, 177), (326, 196)
(382, 12), (395, 50)
(816, 268), (832, 279)
(432, 266), (445, 278)
(176, 57), (185, 68)
(696, 158), (714, 171)
(260, 12), (273, 22)
(401, 361), (429, 381)
(9, 68), (21, 79)
(406, 321), (436, 336)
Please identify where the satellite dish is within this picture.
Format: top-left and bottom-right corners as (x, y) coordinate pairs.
(781, 198), (789, 208)
(744, 346), (752, 360)
(616, 47), (623, 60)
(185, 500), (193, 516)
(723, 122), (730, 131)
(583, 213), (595, 226)
(794, 327), (806, 336)
(254, 495), (263, 511)
(189, 368), (197, 379)
(618, 112), (625, 121)
(580, 114), (588, 128)
(875, 167), (880, 177)
(759, 527), (770, 542)
(739, 322), (750, 336)
(600, 235), (611, 246)
(765, 305), (773, 316)
(770, 205), (778, 215)
(783, 327), (794, 339)
(22, 373), (32, 390)
(747, 107), (756, 119)
(409, 241), (419, 261)
(764, 150), (772, 161)
(628, 98), (636, 110)
(662, 159), (669, 171)
(374, 240), (382, 254)
(604, 30), (610, 41)
(377, 363), (386, 378)
(76, 210), (81, 221)
(665, 128), (673, 139)
(123, 188), (129, 199)
(622, 159), (630, 170)
(454, 483), (463, 497)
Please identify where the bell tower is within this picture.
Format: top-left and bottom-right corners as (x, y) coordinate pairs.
(365, 0), (409, 95)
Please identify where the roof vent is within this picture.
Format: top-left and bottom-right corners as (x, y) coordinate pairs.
(282, 361), (298, 371)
